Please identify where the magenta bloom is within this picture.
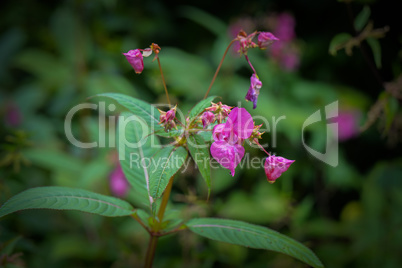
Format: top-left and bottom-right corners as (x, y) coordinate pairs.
(264, 156), (295, 183)
(123, 49), (144, 74)
(109, 164), (129, 197)
(330, 110), (361, 141)
(245, 74), (262, 109)
(258, 32), (279, 49)
(274, 13), (296, 42)
(210, 107), (254, 176)
(202, 111), (215, 128)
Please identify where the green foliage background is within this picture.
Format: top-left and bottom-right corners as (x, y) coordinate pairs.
(1, 0), (401, 267)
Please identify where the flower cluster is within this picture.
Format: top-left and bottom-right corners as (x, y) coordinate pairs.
(208, 105), (294, 182)
(203, 101), (233, 125)
(235, 30), (279, 55)
(123, 38), (294, 183)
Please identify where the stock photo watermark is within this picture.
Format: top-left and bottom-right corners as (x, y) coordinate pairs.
(64, 100), (339, 167)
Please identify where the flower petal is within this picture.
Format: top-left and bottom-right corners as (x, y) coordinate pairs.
(210, 141), (245, 176)
(225, 107), (254, 139)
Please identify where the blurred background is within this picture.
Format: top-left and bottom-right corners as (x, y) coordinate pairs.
(1, 0), (401, 267)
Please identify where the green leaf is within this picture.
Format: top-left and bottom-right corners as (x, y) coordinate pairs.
(329, 33), (352, 56)
(367, 37), (382, 68)
(154, 128), (184, 138)
(149, 146), (188, 201)
(23, 149), (84, 173)
(118, 112), (161, 211)
(187, 134), (211, 198)
(186, 218), (324, 268)
(0, 186), (135, 218)
(188, 96), (217, 122)
(354, 6), (371, 32)
(95, 93), (162, 132)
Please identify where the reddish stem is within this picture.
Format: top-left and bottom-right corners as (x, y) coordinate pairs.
(204, 39), (237, 99)
(157, 56), (171, 106)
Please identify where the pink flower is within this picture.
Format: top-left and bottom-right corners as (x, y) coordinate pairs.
(330, 110), (361, 141)
(258, 32), (279, 49)
(210, 107), (254, 176)
(268, 13), (300, 71)
(264, 155), (295, 183)
(273, 13), (296, 42)
(123, 49), (144, 74)
(202, 111), (215, 128)
(245, 74), (262, 109)
(109, 164), (129, 197)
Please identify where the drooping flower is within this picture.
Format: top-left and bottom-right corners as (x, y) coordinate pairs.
(202, 111), (215, 128)
(210, 107), (254, 176)
(264, 155), (295, 183)
(109, 164), (129, 197)
(258, 32), (279, 49)
(123, 49), (144, 74)
(245, 74), (262, 109)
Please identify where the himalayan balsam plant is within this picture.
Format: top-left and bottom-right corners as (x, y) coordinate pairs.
(0, 31), (324, 268)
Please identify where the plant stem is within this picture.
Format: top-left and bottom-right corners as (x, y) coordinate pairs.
(157, 175), (174, 222)
(244, 55), (257, 74)
(345, 2), (384, 89)
(254, 138), (271, 156)
(157, 56), (171, 106)
(143, 175), (175, 268)
(204, 39), (236, 99)
(144, 235), (158, 268)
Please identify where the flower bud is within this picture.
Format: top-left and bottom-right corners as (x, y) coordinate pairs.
(166, 106), (176, 121)
(264, 155), (294, 183)
(202, 111), (215, 128)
